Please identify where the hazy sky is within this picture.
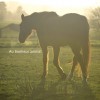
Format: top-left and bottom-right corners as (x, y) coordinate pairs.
(0, 0), (100, 15)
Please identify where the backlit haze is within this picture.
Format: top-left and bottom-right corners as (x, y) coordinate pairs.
(1, 0), (100, 16)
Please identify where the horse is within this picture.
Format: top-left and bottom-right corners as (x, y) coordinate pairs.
(19, 11), (90, 84)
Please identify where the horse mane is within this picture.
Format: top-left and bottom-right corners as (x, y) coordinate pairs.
(30, 11), (59, 19)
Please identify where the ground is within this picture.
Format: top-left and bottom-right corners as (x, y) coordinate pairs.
(0, 40), (100, 100)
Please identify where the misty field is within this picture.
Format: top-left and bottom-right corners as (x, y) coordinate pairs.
(0, 35), (100, 100)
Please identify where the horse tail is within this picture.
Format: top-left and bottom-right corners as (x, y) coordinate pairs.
(82, 40), (90, 78)
(82, 19), (90, 78)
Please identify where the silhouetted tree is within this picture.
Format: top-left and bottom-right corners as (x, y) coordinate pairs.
(89, 7), (100, 31)
(14, 6), (27, 20)
(0, 2), (7, 20)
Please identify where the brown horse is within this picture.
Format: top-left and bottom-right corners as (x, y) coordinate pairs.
(19, 12), (90, 84)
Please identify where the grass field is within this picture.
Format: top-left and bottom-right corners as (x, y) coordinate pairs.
(0, 28), (100, 100)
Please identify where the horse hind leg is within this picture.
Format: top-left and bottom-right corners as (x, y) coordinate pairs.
(67, 56), (78, 81)
(71, 46), (88, 84)
(53, 46), (66, 80)
(42, 47), (49, 79)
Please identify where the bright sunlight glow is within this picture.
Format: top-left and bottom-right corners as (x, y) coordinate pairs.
(5, 0), (99, 7)
(1, 0), (100, 15)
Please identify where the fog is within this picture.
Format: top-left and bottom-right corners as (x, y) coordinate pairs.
(1, 0), (100, 16)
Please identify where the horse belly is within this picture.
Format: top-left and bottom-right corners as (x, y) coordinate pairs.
(46, 35), (69, 46)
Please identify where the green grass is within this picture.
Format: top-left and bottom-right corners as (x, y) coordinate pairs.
(0, 44), (100, 100)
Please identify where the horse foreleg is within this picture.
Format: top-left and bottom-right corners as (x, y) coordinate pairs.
(42, 47), (49, 79)
(67, 56), (78, 81)
(53, 46), (66, 79)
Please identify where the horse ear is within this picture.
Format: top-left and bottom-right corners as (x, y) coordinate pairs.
(21, 14), (24, 20)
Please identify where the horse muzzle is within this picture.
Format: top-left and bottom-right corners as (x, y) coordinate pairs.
(19, 35), (25, 43)
(19, 39), (25, 43)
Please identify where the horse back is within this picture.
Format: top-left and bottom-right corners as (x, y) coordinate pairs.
(37, 13), (89, 46)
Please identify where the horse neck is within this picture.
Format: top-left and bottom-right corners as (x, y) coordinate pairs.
(31, 19), (41, 31)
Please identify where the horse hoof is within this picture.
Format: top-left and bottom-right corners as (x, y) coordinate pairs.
(61, 73), (66, 80)
(67, 73), (73, 81)
(41, 74), (46, 80)
(82, 80), (88, 86)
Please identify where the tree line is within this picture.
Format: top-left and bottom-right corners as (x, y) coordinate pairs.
(0, 1), (100, 31)
(0, 2), (27, 22)
(89, 7), (100, 31)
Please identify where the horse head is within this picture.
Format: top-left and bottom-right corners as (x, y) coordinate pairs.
(19, 14), (33, 43)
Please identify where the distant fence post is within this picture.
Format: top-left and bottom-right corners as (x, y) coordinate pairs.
(0, 29), (2, 38)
